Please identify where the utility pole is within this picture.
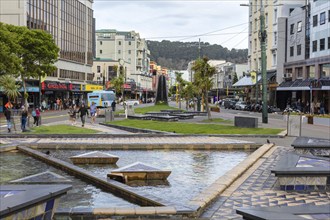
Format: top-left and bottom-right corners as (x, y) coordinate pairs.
(260, 3), (268, 123)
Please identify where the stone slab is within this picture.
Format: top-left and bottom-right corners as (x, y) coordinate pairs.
(70, 151), (119, 164)
(292, 136), (330, 149)
(10, 171), (71, 184)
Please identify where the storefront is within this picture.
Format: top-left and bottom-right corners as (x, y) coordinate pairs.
(41, 81), (69, 109)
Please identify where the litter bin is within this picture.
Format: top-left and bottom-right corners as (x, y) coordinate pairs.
(197, 97), (201, 112)
(105, 108), (114, 122)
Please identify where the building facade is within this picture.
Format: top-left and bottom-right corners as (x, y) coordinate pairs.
(94, 29), (153, 100)
(0, 0), (94, 108)
(278, 0), (330, 112)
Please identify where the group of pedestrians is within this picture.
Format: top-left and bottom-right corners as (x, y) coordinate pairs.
(4, 102), (36, 133)
(68, 102), (98, 127)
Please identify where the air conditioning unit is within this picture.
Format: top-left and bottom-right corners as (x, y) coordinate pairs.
(284, 73), (292, 78)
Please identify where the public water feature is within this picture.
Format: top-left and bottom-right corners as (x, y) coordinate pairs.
(1, 149), (251, 208)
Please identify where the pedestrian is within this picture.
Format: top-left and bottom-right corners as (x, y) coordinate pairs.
(90, 102), (97, 124)
(111, 100), (116, 112)
(77, 103), (89, 127)
(35, 107), (41, 126)
(320, 101), (325, 115)
(32, 108), (37, 126)
(21, 106), (28, 132)
(68, 105), (77, 125)
(4, 106), (12, 133)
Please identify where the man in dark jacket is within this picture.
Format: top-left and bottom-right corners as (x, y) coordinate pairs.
(111, 100), (116, 111)
(4, 107), (11, 133)
(77, 104), (89, 127)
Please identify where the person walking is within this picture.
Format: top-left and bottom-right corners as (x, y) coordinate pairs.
(35, 107), (41, 126)
(111, 100), (116, 112)
(90, 102), (97, 124)
(4, 106), (12, 133)
(68, 105), (77, 125)
(78, 103), (89, 127)
(32, 108), (37, 126)
(21, 106), (28, 132)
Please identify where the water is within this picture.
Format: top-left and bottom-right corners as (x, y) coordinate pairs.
(49, 149), (251, 206)
(0, 152), (136, 208)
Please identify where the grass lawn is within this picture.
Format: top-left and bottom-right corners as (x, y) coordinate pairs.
(108, 119), (283, 135)
(117, 104), (179, 114)
(28, 125), (99, 134)
(201, 118), (233, 124)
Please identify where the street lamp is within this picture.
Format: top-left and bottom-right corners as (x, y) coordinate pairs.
(241, 2), (269, 123)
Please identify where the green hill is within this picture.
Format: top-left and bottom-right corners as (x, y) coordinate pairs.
(147, 40), (248, 70)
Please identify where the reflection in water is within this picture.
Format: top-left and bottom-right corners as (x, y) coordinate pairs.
(0, 152), (135, 208)
(49, 149), (251, 205)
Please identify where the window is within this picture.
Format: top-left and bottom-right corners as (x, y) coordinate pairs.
(97, 66), (101, 73)
(320, 12), (326, 25)
(312, 40), (317, 52)
(100, 41), (102, 45)
(290, 46), (294, 57)
(272, 52), (277, 66)
(313, 15), (318, 27)
(118, 41), (121, 46)
(296, 67), (303, 78)
(255, 19), (258, 31)
(265, 13), (268, 26)
(290, 24), (295, 35)
(328, 37), (330, 49)
(118, 50), (121, 54)
(297, 21), (302, 32)
(100, 50), (102, 54)
(128, 50), (131, 54)
(128, 41), (131, 46)
(274, 32), (277, 45)
(297, 44), (301, 55)
(329, 10), (330, 22)
(320, 38), (325, 50)
(274, 9), (278, 24)
(254, 39), (257, 50)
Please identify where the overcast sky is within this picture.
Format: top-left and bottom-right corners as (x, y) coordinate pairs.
(93, 0), (249, 49)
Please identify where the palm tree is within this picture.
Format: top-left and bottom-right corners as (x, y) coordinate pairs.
(0, 75), (20, 103)
(192, 57), (216, 119)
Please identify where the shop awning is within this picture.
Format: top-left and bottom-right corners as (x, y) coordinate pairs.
(319, 78), (330, 90)
(277, 78), (320, 91)
(233, 71), (276, 87)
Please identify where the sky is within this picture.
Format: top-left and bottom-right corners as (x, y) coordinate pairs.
(93, 0), (249, 49)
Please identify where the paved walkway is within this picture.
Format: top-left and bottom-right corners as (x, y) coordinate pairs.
(201, 145), (330, 219)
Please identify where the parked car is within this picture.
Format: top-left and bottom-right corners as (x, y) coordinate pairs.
(224, 99), (237, 109)
(235, 101), (247, 110)
(120, 99), (139, 106)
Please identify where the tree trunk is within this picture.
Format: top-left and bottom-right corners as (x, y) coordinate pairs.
(21, 74), (28, 110)
(201, 93), (204, 112)
(205, 89), (211, 119)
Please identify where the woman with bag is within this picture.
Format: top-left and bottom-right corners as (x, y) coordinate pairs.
(68, 105), (77, 125)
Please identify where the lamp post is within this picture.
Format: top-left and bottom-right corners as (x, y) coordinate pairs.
(241, 2), (269, 123)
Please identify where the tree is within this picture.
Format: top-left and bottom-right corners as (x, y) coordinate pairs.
(5, 24), (59, 108)
(192, 57), (216, 119)
(0, 75), (21, 103)
(233, 72), (238, 85)
(0, 22), (22, 76)
(175, 71), (186, 109)
(182, 81), (195, 109)
(111, 65), (124, 99)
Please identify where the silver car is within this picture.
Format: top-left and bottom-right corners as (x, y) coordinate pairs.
(235, 101), (247, 110)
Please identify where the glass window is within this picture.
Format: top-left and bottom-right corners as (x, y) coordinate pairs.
(297, 44), (301, 55)
(100, 50), (102, 54)
(128, 41), (131, 46)
(274, 9), (277, 23)
(118, 41), (121, 45)
(290, 24), (294, 35)
(118, 50), (121, 54)
(320, 64), (330, 77)
(312, 41), (317, 52)
(308, 66), (315, 78)
(97, 66), (100, 73)
(320, 12), (325, 25)
(328, 37), (330, 49)
(313, 15), (318, 27)
(290, 46), (294, 57)
(320, 38), (325, 50)
(297, 21), (302, 32)
(100, 41), (102, 45)
(128, 50), (131, 54)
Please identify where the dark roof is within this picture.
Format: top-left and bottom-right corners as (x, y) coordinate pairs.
(319, 78), (330, 86)
(278, 81), (294, 87)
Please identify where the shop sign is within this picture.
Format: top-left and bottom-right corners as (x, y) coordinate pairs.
(19, 87), (39, 92)
(42, 81), (68, 91)
(81, 84), (103, 91)
(69, 84), (81, 91)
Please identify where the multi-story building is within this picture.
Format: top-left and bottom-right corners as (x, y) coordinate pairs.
(278, 0), (330, 112)
(94, 29), (153, 100)
(246, 0), (307, 107)
(0, 0), (94, 107)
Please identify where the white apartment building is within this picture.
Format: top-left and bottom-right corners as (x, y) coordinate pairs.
(247, 0), (304, 84)
(94, 29), (152, 94)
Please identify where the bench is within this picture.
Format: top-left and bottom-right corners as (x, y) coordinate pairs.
(234, 116), (258, 128)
